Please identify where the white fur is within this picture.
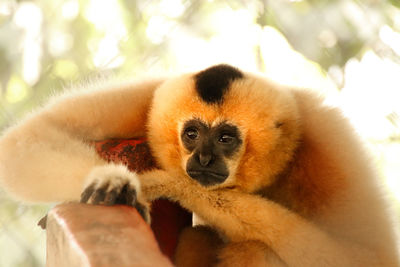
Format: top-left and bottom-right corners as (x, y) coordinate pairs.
(84, 164), (142, 197)
(0, 78), (163, 202)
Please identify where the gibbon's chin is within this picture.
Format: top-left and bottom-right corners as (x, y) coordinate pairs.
(187, 170), (228, 186)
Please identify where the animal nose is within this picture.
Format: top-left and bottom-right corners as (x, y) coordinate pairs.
(199, 153), (212, 166)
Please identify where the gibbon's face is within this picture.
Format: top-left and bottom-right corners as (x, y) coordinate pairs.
(148, 64), (301, 192)
(180, 118), (243, 187)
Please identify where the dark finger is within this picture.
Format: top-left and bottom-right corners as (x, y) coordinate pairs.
(80, 184), (95, 203)
(126, 186), (137, 207)
(115, 184), (137, 205)
(91, 183), (109, 204)
(104, 188), (118, 205)
(135, 202), (150, 223)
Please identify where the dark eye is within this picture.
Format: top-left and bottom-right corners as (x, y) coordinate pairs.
(185, 128), (199, 140)
(218, 134), (235, 144)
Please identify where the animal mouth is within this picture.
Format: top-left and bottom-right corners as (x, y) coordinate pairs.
(187, 170), (228, 186)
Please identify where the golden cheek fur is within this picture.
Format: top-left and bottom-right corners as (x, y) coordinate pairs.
(219, 80), (300, 192)
(219, 146), (245, 188)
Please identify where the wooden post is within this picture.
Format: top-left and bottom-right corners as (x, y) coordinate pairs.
(46, 203), (173, 267)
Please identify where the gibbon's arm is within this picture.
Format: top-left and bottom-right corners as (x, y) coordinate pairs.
(138, 170), (381, 267)
(0, 79), (164, 202)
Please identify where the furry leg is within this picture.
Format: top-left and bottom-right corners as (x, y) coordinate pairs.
(216, 241), (287, 267)
(175, 225), (223, 267)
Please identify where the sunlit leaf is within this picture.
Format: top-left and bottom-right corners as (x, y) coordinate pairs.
(5, 75), (30, 103)
(52, 60), (79, 80)
(388, 0), (400, 9)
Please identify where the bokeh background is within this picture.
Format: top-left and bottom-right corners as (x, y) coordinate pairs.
(0, 0), (399, 266)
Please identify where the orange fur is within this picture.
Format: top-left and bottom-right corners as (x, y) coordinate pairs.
(217, 241), (285, 267)
(288, 136), (346, 215)
(142, 70), (399, 266)
(0, 65), (398, 266)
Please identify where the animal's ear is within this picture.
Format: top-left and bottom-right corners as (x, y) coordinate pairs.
(285, 90), (350, 215)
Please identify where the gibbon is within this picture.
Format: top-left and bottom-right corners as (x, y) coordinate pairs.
(0, 64), (399, 266)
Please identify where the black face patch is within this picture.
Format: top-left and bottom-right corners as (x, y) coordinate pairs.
(194, 64), (244, 104)
(181, 119), (243, 187)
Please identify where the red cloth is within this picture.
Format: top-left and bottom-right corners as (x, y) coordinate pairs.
(94, 138), (191, 260)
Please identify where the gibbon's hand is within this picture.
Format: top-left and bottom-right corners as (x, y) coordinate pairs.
(80, 164), (150, 223)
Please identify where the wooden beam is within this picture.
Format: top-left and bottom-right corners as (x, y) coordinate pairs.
(46, 203), (173, 267)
